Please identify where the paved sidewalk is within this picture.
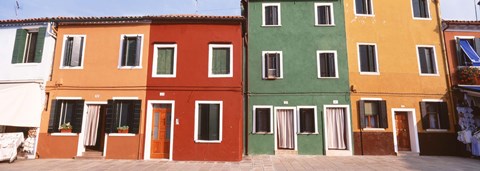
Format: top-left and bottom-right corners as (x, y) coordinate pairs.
(0, 155), (479, 171)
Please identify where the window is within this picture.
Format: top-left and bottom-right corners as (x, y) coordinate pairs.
(420, 101), (449, 130)
(47, 99), (85, 133)
(253, 106), (273, 134)
(412, 0), (430, 19)
(105, 100), (141, 134)
(194, 101), (223, 143)
(262, 3), (281, 26)
(355, 0), (373, 15)
(417, 46), (438, 75)
(11, 28), (46, 64)
(456, 37), (477, 67)
(315, 3), (334, 26)
(358, 44), (378, 74)
(298, 107), (317, 134)
(119, 35), (143, 68)
(317, 51), (338, 78)
(61, 35), (85, 68)
(209, 44), (233, 77)
(359, 100), (387, 129)
(152, 44), (177, 77)
(262, 51), (283, 79)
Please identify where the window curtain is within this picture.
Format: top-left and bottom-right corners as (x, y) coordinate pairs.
(157, 48), (174, 75)
(266, 6), (278, 25)
(212, 48), (229, 74)
(84, 105), (101, 146)
(326, 108), (346, 150)
(277, 109), (294, 149)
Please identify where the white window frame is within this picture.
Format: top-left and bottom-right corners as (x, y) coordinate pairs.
(416, 45), (439, 76)
(262, 3), (282, 27)
(317, 50), (339, 78)
(297, 106), (318, 134)
(152, 44), (177, 78)
(118, 34), (144, 69)
(59, 35), (87, 69)
(262, 51), (284, 79)
(208, 44), (233, 78)
(354, 0), (375, 17)
(360, 97), (385, 131)
(194, 100), (223, 143)
(314, 3), (335, 26)
(252, 105), (274, 134)
(357, 43), (380, 75)
(411, 0), (431, 20)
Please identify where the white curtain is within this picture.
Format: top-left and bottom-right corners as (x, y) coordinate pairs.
(277, 109), (294, 149)
(326, 108), (346, 150)
(84, 105), (101, 146)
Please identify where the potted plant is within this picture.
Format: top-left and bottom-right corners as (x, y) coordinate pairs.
(458, 67), (480, 85)
(59, 122), (73, 133)
(117, 126), (129, 133)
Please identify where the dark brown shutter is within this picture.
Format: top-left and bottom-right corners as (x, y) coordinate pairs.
(129, 100), (141, 134)
(72, 100), (85, 133)
(275, 53), (281, 77)
(358, 100), (366, 128)
(439, 102), (450, 129)
(379, 100), (388, 128)
(420, 102), (428, 130)
(47, 100), (59, 133)
(121, 37), (128, 66)
(264, 54), (269, 78)
(105, 100), (116, 133)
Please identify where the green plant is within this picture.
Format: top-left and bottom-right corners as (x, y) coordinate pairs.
(59, 122), (73, 130)
(117, 125), (129, 130)
(458, 67), (480, 85)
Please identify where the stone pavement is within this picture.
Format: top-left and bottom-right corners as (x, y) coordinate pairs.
(0, 155), (479, 171)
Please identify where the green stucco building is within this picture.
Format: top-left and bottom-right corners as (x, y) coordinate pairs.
(243, 0), (353, 156)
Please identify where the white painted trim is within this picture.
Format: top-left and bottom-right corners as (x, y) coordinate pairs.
(208, 44), (233, 78)
(273, 107), (298, 151)
(297, 106), (318, 134)
(410, 0), (432, 20)
(354, 0), (375, 17)
(194, 101), (223, 143)
(50, 133), (77, 136)
(112, 97), (139, 100)
(262, 3), (282, 27)
(357, 43), (380, 75)
(416, 45), (439, 76)
(144, 100), (175, 161)
(103, 133), (107, 157)
(314, 3), (335, 26)
(261, 51), (284, 79)
(316, 50), (339, 78)
(55, 97), (82, 100)
(252, 105), (274, 134)
(323, 105), (353, 156)
(421, 99), (444, 102)
(117, 34), (144, 69)
(59, 34), (87, 69)
(360, 97), (382, 101)
(391, 108), (420, 154)
(152, 44), (177, 78)
(108, 133), (135, 137)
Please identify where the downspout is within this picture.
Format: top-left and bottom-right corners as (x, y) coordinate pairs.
(241, 0), (249, 156)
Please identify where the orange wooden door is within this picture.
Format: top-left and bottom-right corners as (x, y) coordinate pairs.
(150, 108), (170, 159)
(395, 112), (411, 151)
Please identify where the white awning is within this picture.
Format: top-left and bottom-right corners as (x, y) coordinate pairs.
(0, 83), (43, 127)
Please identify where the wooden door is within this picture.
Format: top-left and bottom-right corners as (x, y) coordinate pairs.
(395, 112), (411, 151)
(150, 107), (171, 159)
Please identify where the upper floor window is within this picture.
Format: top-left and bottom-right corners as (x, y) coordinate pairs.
(315, 3), (334, 26)
(11, 27), (46, 64)
(456, 37), (480, 67)
(355, 0), (374, 16)
(359, 100), (387, 129)
(60, 35), (86, 69)
(262, 3), (281, 26)
(209, 44), (233, 78)
(417, 46), (438, 75)
(420, 101), (449, 130)
(262, 51), (283, 79)
(119, 34), (143, 68)
(317, 51), (338, 78)
(152, 44), (177, 77)
(358, 44), (379, 74)
(412, 0), (430, 19)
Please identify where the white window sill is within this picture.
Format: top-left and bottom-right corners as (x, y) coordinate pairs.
(355, 14), (375, 17)
(12, 63), (40, 66)
(152, 75), (176, 78)
(263, 77), (283, 80)
(298, 132), (319, 135)
(419, 73), (439, 77)
(315, 24), (335, 27)
(359, 72), (380, 75)
(362, 128), (385, 131)
(51, 133), (77, 136)
(262, 25), (282, 27)
(426, 129), (448, 132)
(60, 67), (84, 70)
(118, 66), (142, 70)
(318, 77), (339, 79)
(208, 75), (233, 78)
(109, 133), (136, 137)
(194, 140), (222, 143)
(252, 132), (273, 135)
(413, 17), (432, 21)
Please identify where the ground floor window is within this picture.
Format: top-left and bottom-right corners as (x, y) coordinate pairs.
(48, 99), (85, 133)
(298, 107), (317, 134)
(420, 101), (449, 130)
(195, 101), (223, 142)
(253, 106), (273, 133)
(105, 100), (141, 134)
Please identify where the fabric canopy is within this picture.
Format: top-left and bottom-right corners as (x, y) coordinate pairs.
(0, 83), (43, 127)
(458, 85), (480, 97)
(459, 39), (480, 66)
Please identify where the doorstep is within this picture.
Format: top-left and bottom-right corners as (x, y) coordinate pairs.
(275, 149), (298, 155)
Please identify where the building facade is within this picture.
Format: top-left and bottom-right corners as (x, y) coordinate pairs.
(345, 0), (455, 155)
(244, 0), (352, 156)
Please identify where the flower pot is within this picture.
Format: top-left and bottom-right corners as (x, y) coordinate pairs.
(60, 129), (72, 133)
(117, 129), (129, 133)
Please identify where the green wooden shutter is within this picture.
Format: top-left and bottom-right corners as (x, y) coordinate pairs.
(358, 100), (366, 128)
(11, 29), (27, 64)
(157, 48), (174, 75)
(47, 100), (59, 133)
(33, 27), (47, 63)
(212, 48), (228, 74)
(439, 102), (450, 129)
(420, 102), (428, 130)
(379, 100), (388, 128)
(72, 100), (85, 133)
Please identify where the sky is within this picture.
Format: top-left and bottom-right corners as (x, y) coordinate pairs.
(0, 0), (476, 20)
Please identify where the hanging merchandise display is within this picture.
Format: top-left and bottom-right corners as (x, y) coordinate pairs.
(456, 94), (480, 157)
